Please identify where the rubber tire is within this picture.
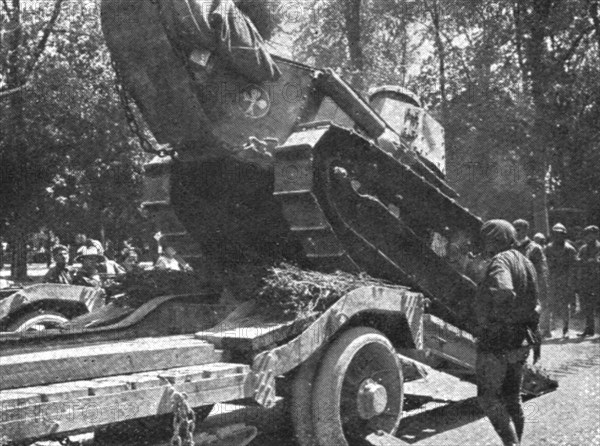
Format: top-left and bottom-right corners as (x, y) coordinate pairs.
(311, 327), (404, 446)
(7, 310), (70, 332)
(290, 350), (324, 446)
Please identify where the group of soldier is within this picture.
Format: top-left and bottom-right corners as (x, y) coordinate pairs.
(475, 219), (598, 446)
(43, 235), (191, 288)
(513, 219), (599, 338)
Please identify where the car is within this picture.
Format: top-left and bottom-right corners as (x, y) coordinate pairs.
(0, 283), (105, 332)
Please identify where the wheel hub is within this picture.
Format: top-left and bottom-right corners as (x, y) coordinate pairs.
(356, 379), (388, 419)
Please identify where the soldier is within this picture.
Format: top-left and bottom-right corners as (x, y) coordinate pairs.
(533, 233), (547, 248)
(513, 219), (550, 337)
(43, 245), (73, 285)
(545, 223), (577, 338)
(576, 225), (600, 337)
(475, 220), (540, 446)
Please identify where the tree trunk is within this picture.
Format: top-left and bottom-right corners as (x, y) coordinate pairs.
(6, 0), (29, 280)
(521, 0), (553, 234)
(10, 229), (28, 281)
(343, 0), (364, 90)
(427, 0), (447, 120)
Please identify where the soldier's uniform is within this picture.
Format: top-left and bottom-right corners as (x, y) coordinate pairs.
(576, 226), (600, 336)
(545, 224), (577, 336)
(43, 245), (73, 285)
(43, 265), (73, 285)
(516, 236), (549, 335)
(476, 220), (540, 446)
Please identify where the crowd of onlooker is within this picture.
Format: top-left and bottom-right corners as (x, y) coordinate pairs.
(512, 220), (599, 338)
(42, 233), (192, 289)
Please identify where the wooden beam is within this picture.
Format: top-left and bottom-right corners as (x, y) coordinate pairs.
(0, 336), (222, 390)
(0, 363), (252, 442)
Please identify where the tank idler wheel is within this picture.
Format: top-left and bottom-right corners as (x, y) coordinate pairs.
(311, 327), (404, 446)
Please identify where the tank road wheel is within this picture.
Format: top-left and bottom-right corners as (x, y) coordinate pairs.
(312, 327), (404, 446)
(290, 350), (324, 446)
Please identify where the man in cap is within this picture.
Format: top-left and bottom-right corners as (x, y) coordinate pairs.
(43, 245), (73, 285)
(545, 223), (577, 337)
(513, 219), (550, 337)
(576, 225), (600, 337)
(72, 246), (103, 287)
(475, 220), (540, 446)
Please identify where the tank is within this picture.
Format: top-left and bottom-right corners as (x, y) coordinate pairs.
(102, 0), (486, 332)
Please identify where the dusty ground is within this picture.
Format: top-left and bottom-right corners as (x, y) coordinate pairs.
(212, 317), (600, 446)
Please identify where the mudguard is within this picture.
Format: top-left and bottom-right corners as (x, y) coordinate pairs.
(0, 284), (104, 323)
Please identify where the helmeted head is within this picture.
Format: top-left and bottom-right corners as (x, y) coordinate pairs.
(481, 219), (517, 256)
(533, 233), (547, 246)
(512, 219), (530, 243)
(52, 245), (69, 265)
(552, 223), (568, 243)
(583, 225), (599, 243)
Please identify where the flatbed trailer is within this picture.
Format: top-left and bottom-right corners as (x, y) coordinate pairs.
(0, 285), (486, 446)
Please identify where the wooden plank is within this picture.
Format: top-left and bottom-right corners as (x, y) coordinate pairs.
(0, 364), (253, 442)
(0, 337), (221, 390)
(196, 318), (308, 352)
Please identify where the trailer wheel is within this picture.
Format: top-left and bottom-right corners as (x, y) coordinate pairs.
(7, 310), (69, 332)
(290, 350), (323, 446)
(312, 327), (404, 446)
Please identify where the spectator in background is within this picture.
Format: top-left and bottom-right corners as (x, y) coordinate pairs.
(122, 248), (144, 273)
(570, 225), (585, 251)
(75, 234), (103, 258)
(545, 223), (577, 338)
(72, 246), (103, 287)
(514, 219), (550, 337)
(155, 245), (192, 272)
(43, 245), (73, 285)
(576, 225), (600, 337)
(533, 233), (547, 247)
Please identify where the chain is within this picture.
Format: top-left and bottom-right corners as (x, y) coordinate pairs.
(170, 390), (197, 446)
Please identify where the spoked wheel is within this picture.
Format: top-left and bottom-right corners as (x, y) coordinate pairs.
(312, 327), (404, 446)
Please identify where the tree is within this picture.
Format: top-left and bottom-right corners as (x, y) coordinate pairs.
(1, 0), (66, 279)
(1, 0), (150, 277)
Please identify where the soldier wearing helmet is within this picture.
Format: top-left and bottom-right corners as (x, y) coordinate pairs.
(576, 225), (600, 337)
(475, 220), (540, 446)
(545, 223), (577, 338)
(513, 219), (550, 337)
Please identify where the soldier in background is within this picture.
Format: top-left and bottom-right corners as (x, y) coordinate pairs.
(43, 245), (72, 285)
(576, 225), (600, 337)
(514, 219), (550, 337)
(533, 233), (547, 247)
(545, 223), (577, 338)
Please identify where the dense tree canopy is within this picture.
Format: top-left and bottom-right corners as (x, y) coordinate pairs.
(1, 0), (149, 277)
(289, 0), (600, 227)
